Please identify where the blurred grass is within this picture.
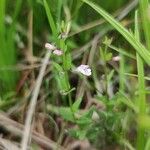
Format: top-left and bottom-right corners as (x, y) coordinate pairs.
(0, 0), (22, 94)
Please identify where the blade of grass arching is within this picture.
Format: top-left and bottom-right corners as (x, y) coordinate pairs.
(43, 0), (58, 38)
(81, 0), (150, 65)
(135, 11), (146, 150)
(139, 0), (150, 50)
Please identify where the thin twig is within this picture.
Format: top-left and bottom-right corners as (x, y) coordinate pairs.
(21, 50), (51, 150)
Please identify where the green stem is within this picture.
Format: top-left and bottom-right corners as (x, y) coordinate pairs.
(135, 10), (146, 150)
(104, 44), (109, 99)
(60, 39), (76, 121)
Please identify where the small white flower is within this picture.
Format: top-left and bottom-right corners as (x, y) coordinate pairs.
(53, 49), (63, 56)
(112, 56), (121, 61)
(45, 43), (56, 50)
(76, 65), (91, 76)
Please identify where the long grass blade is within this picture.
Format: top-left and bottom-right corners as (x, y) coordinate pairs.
(135, 10), (146, 150)
(0, 0), (12, 92)
(139, 0), (150, 50)
(43, 0), (57, 37)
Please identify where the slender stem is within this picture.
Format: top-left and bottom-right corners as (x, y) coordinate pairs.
(21, 50), (51, 150)
(66, 72), (76, 121)
(119, 54), (125, 92)
(103, 60), (108, 99)
(60, 39), (76, 121)
(104, 44), (109, 99)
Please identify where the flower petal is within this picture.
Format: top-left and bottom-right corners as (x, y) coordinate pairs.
(45, 43), (56, 50)
(53, 49), (63, 56)
(76, 65), (91, 76)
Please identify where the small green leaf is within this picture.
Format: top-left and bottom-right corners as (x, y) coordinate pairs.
(52, 62), (69, 92)
(52, 62), (63, 72)
(64, 52), (72, 70)
(105, 52), (112, 61)
(76, 107), (95, 127)
(59, 107), (74, 122)
(68, 128), (87, 140)
(55, 72), (69, 93)
(72, 97), (82, 112)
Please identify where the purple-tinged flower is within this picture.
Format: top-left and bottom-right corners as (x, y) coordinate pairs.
(53, 49), (63, 56)
(45, 43), (56, 50)
(76, 65), (91, 76)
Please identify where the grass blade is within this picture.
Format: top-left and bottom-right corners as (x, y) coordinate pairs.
(0, 0), (15, 93)
(139, 0), (150, 50)
(0, 0), (23, 93)
(43, 0), (57, 37)
(56, 0), (63, 24)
